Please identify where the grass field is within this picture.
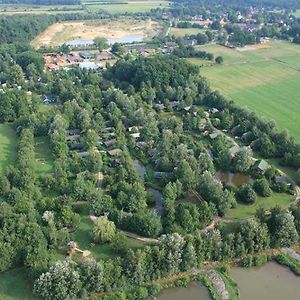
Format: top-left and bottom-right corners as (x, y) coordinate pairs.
(226, 192), (294, 219)
(0, 268), (34, 300)
(170, 27), (207, 37)
(34, 136), (53, 177)
(189, 40), (300, 141)
(293, 10), (300, 18)
(0, 124), (17, 173)
(32, 17), (163, 48)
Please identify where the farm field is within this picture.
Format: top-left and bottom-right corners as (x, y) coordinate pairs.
(189, 40), (300, 141)
(170, 27), (207, 37)
(32, 17), (163, 48)
(226, 192), (295, 219)
(0, 268), (34, 300)
(82, 0), (169, 14)
(0, 124), (17, 173)
(0, 4), (84, 15)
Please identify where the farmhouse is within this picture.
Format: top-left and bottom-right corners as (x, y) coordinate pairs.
(79, 51), (96, 60)
(108, 149), (122, 157)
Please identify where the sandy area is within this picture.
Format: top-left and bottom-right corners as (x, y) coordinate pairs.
(236, 43), (271, 52)
(32, 18), (162, 48)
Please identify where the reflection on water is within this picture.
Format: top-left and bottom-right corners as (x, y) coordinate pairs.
(148, 188), (163, 216)
(133, 159), (146, 178)
(107, 34), (144, 44)
(154, 282), (211, 300)
(231, 262), (300, 300)
(216, 171), (254, 187)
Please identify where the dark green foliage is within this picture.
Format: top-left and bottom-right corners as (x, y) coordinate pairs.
(236, 184), (257, 204)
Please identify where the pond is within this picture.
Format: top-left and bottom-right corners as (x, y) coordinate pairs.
(148, 188), (163, 216)
(133, 159), (146, 178)
(230, 262), (300, 300)
(154, 282), (211, 300)
(215, 171), (254, 187)
(107, 34), (144, 44)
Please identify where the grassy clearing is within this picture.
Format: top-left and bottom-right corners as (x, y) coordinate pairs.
(0, 124), (17, 173)
(226, 192), (294, 219)
(72, 203), (147, 260)
(170, 27), (207, 37)
(0, 268), (34, 300)
(293, 10), (300, 18)
(34, 136), (53, 177)
(189, 40), (300, 141)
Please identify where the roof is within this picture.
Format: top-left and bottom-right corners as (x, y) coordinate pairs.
(79, 62), (99, 70)
(136, 141), (147, 150)
(275, 176), (291, 185)
(209, 132), (221, 139)
(108, 149), (122, 157)
(254, 159), (270, 172)
(103, 139), (116, 148)
(130, 132), (140, 139)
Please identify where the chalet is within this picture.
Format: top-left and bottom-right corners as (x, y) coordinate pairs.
(209, 132), (221, 140)
(108, 149), (122, 157)
(275, 176), (291, 186)
(103, 139), (116, 148)
(136, 141), (147, 150)
(67, 129), (81, 136)
(154, 172), (171, 179)
(253, 160), (270, 174)
(148, 148), (157, 157)
(98, 51), (114, 61)
(130, 132), (140, 140)
(69, 143), (84, 150)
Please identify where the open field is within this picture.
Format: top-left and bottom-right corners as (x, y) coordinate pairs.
(32, 17), (163, 48)
(83, 0), (169, 14)
(188, 40), (300, 141)
(0, 4), (84, 15)
(0, 124), (17, 173)
(34, 136), (53, 177)
(169, 27), (207, 37)
(226, 192), (294, 219)
(0, 268), (34, 300)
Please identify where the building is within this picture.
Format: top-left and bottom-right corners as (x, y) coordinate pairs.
(108, 149), (122, 157)
(79, 51), (96, 60)
(209, 132), (221, 140)
(66, 39), (95, 48)
(103, 139), (116, 148)
(98, 51), (114, 61)
(253, 160), (270, 174)
(182, 39), (197, 46)
(79, 62), (99, 70)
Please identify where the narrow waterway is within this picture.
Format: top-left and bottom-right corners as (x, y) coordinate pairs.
(231, 262), (300, 300)
(154, 282), (211, 300)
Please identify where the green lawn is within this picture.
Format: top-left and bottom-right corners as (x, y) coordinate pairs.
(189, 40), (300, 141)
(0, 124), (17, 173)
(34, 136), (53, 177)
(72, 204), (147, 260)
(170, 27), (207, 37)
(226, 192), (294, 219)
(0, 268), (34, 300)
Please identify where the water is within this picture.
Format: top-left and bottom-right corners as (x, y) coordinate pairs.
(148, 188), (163, 216)
(215, 171), (254, 187)
(155, 282), (211, 300)
(133, 159), (146, 178)
(107, 34), (144, 44)
(231, 262), (300, 300)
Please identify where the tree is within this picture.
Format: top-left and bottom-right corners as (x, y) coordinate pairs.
(232, 148), (253, 173)
(215, 56), (224, 64)
(236, 184), (257, 204)
(111, 232), (129, 255)
(254, 178), (272, 197)
(94, 37), (108, 51)
(33, 261), (81, 300)
(93, 216), (116, 244)
(111, 43), (125, 55)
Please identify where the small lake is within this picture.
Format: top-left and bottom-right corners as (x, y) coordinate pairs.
(215, 171), (254, 187)
(148, 188), (163, 216)
(231, 262), (300, 300)
(154, 282), (211, 300)
(133, 159), (146, 178)
(107, 34), (144, 44)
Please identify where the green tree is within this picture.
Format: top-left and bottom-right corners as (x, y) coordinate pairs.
(215, 56), (224, 64)
(93, 216), (116, 244)
(236, 184), (257, 204)
(94, 37), (109, 51)
(254, 178), (272, 197)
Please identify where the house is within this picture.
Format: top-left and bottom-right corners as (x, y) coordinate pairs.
(66, 134), (81, 142)
(171, 101), (180, 109)
(103, 139), (116, 148)
(79, 51), (96, 60)
(209, 132), (221, 140)
(164, 41), (177, 48)
(108, 149), (122, 157)
(66, 39), (95, 48)
(67, 129), (81, 136)
(98, 51), (114, 61)
(275, 176), (291, 186)
(154, 103), (166, 111)
(130, 132), (140, 140)
(253, 160), (270, 174)
(79, 62), (99, 70)
(182, 39), (197, 46)
(183, 106), (192, 112)
(69, 143), (84, 151)
(136, 141), (147, 150)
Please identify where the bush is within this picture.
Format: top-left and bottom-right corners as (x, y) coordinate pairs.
(236, 184), (257, 204)
(254, 178), (272, 197)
